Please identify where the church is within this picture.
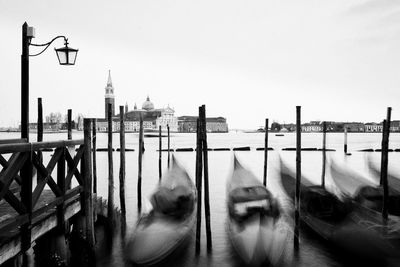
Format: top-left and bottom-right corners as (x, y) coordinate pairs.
(96, 71), (178, 132)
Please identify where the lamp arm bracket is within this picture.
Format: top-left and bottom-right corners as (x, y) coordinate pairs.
(29, 36), (68, 57)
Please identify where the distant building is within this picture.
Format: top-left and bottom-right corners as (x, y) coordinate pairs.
(301, 122), (322, 132)
(365, 122), (383, 132)
(391, 120), (400, 132)
(178, 116), (228, 133)
(104, 70), (115, 118)
(344, 122), (365, 132)
(96, 71), (178, 132)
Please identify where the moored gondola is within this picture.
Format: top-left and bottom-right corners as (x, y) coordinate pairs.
(226, 155), (289, 266)
(126, 155), (196, 266)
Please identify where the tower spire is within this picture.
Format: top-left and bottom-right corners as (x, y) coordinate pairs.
(107, 69), (112, 86)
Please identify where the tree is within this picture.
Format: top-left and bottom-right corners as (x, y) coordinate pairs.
(271, 122), (281, 132)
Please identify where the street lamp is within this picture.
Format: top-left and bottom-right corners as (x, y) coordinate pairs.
(21, 22), (78, 141)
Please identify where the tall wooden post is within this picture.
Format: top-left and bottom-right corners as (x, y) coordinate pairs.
(195, 119), (203, 255)
(37, 98), (43, 142)
(344, 127), (348, 154)
(137, 116), (143, 212)
(67, 109), (72, 140)
(321, 121), (326, 188)
(200, 105), (212, 252)
(107, 103), (114, 227)
(37, 98), (43, 165)
(294, 106), (301, 249)
(159, 125), (162, 180)
(263, 118), (269, 187)
(167, 124), (170, 168)
(119, 106), (126, 218)
(381, 107), (391, 220)
(21, 22), (30, 142)
(83, 119), (95, 253)
(92, 119), (97, 195)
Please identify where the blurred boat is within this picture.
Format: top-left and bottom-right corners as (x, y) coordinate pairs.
(226, 155), (288, 266)
(280, 159), (400, 263)
(330, 160), (400, 217)
(367, 156), (400, 193)
(279, 159), (353, 241)
(126, 156), (196, 266)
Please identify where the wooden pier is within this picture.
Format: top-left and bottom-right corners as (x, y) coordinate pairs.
(0, 119), (111, 266)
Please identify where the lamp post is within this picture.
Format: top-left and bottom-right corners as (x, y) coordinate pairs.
(21, 22), (78, 141)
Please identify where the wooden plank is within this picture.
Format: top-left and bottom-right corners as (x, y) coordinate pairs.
(32, 148), (63, 207)
(0, 139), (27, 145)
(0, 155), (22, 185)
(65, 146), (84, 187)
(4, 191), (26, 214)
(0, 153), (27, 200)
(0, 139), (84, 154)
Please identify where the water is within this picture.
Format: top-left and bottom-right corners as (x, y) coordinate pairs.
(2, 131), (400, 266)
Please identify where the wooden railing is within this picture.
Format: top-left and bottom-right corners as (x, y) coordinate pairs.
(0, 119), (94, 261)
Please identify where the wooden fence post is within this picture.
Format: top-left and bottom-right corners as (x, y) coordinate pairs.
(137, 116), (143, 212)
(344, 127), (348, 154)
(263, 118), (269, 187)
(83, 119), (95, 255)
(381, 107), (391, 220)
(195, 118), (203, 255)
(294, 106), (301, 250)
(200, 105), (212, 252)
(92, 119), (97, 195)
(119, 106), (126, 218)
(68, 109), (72, 140)
(37, 98), (43, 165)
(37, 98), (43, 142)
(159, 125), (162, 180)
(107, 103), (114, 227)
(167, 124), (170, 168)
(321, 121), (326, 188)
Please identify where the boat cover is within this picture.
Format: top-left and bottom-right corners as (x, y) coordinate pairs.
(151, 185), (194, 217)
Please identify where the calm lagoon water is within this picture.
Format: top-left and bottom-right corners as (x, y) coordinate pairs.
(3, 131), (400, 266)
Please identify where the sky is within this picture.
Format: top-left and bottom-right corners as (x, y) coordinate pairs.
(1, 0), (400, 129)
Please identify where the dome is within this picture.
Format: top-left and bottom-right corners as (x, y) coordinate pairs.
(142, 96), (154, 111)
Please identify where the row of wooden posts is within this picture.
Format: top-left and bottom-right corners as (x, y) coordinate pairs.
(292, 106), (392, 249)
(36, 98), (393, 253)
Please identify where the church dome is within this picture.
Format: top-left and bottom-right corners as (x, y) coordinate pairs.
(142, 96), (154, 111)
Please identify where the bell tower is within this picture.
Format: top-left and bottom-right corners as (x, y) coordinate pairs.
(104, 70), (115, 118)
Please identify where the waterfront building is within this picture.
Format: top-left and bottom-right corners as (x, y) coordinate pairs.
(301, 122), (322, 132)
(178, 116), (228, 133)
(344, 122), (365, 132)
(95, 71), (178, 132)
(391, 120), (400, 132)
(365, 122), (383, 132)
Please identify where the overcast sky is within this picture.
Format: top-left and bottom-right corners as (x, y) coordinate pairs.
(1, 0), (400, 129)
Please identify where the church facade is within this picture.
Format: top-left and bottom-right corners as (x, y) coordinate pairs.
(96, 71), (178, 132)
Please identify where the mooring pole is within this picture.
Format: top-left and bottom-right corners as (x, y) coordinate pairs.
(381, 107), (391, 220)
(138, 116), (143, 212)
(119, 106), (126, 218)
(67, 109), (72, 140)
(344, 127), (348, 154)
(37, 98), (43, 142)
(107, 103), (114, 228)
(294, 106), (301, 250)
(167, 124), (170, 168)
(159, 125), (162, 180)
(92, 119), (97, 195)
(321, 121), (326, 188)
(195, 118), (203, 255)
(37, 98), (43, 165)
(200, 105), (212, 252)
(263, 118), (269, 187)
(83, 119), (95, 256)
